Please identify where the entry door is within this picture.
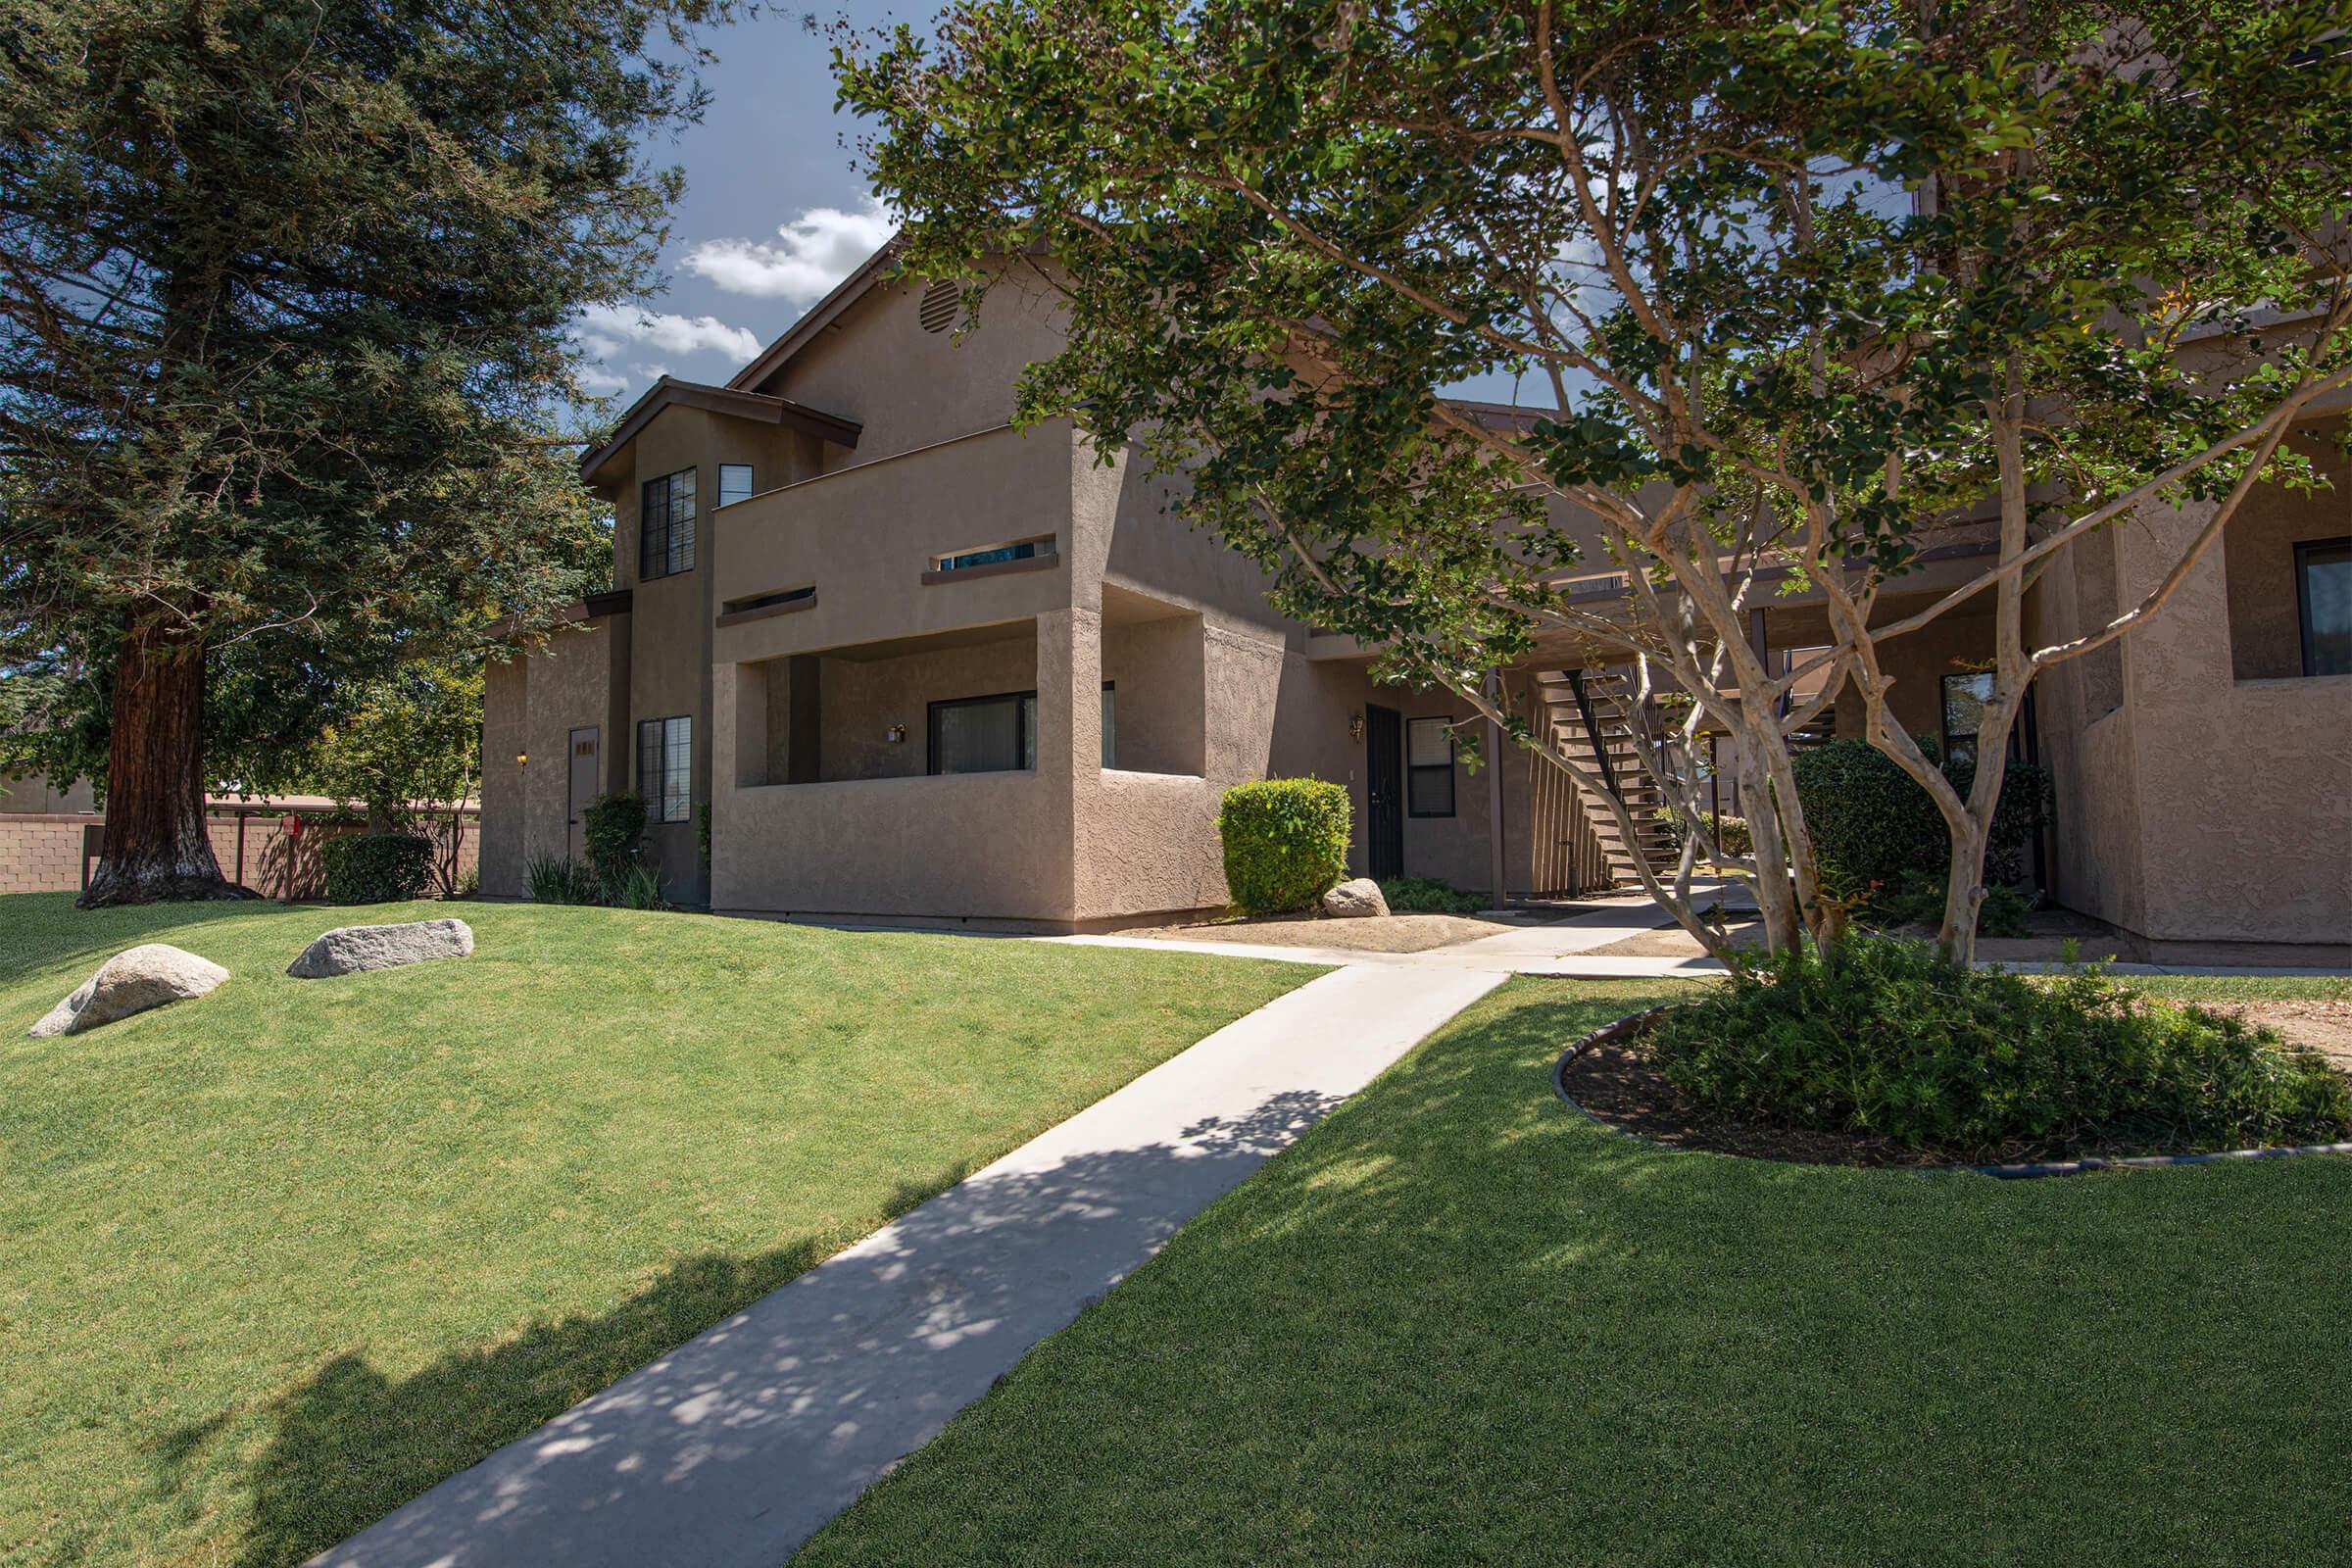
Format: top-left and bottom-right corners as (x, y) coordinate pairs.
(566, 727), (600, 861)
(1365, 704), (1403, 881)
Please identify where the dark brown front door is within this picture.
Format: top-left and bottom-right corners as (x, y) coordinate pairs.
(1365, 704), (1403, 881)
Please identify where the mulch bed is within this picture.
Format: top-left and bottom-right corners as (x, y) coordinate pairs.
(1554, 1008), (2352, 1171)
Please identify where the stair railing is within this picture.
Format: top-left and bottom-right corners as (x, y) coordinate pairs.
(1563, 669), (1622, 801)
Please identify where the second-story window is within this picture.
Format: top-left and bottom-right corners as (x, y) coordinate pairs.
(640, 467), (698, 581)
(719, 464), (754, 508)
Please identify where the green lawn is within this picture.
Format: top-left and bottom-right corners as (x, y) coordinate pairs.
(0, 893), (1309, 1568)
(799, 977), (2352, 1567)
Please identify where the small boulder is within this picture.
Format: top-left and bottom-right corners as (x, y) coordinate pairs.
(287, 917), (473, 979)
(1321, 878), (1391, 919)
(29, 944), (229, 1037)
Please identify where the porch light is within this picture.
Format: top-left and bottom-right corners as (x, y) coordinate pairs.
(515, 751), (528, 770)
(1348, 712), (1365, 743)
(886, 724), (907, 744)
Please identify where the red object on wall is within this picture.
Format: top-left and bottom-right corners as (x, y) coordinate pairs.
(282, 814), (303, 838)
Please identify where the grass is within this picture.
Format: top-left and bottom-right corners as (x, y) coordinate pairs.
(2126, 972), (2351, 1004)
(798, 977), (2352, 1567)
(0, 892), (1310, 1568)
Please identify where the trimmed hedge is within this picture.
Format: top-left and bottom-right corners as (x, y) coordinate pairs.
(1217, 777), (1351, 915)
(318, 832), (434, 904)
(1790, 738), (2051, 892)
(583, 792), (647, 885)
(1646, 937), (2352, 1155)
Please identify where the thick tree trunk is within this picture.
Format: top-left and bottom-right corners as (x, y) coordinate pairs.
(78, 618), (252, 906)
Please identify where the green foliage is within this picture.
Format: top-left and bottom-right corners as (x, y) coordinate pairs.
(607, 862), (668, 911)
(582, 794), (648, 886)
(0, 0), (732, 889)
(1792, 739), (2052, 892)
(1645, 939), (2352, 1156)
(1874, 871), (2035, 939)
(1217, 778), (1351, 915)
(1378, 876), (1484, 915)
(1656, 808), (1752, 859)
(525, 856), (603, 906)
(276, 660), (484, 831)
(317, 833), (434, 905)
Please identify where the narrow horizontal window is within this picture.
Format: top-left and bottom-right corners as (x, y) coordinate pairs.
(934, 536), (1053, 573)
(722, 585), (814, 615)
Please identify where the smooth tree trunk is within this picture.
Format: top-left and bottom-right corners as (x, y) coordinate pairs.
(78, 617), (251, 906)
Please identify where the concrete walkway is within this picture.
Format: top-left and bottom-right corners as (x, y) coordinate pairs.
(313, 962), (1508, 1568)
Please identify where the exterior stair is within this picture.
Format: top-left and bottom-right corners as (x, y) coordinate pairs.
(1530, 667), (1676, 886)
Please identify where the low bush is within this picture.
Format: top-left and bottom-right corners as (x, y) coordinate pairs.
(1872, 871), (2034, 939)
(606, 862), (667, 910)
(1379, 876), (1484, 914)
(1643, 937), (2352, 1156)
(582, 793), (648, 885)
(525, 855), (604, 906)
(318, 833), (434, 904)
(1217, 777), (1351, 915)
(1791, 738), (2053, 894)
(1656, 807), (1752, 859)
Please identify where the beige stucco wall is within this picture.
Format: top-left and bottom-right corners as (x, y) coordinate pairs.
(476, 613), (628, 900)
(0, 772), (94, 813)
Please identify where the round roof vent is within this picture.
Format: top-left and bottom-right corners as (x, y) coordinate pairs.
(917, 278), (959, 333)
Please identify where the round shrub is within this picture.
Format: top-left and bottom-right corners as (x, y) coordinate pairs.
(1643, 937), (2352, 1156)
(1217, 777), (1352, 915)
(583, 792), (647, 884)
(318, 832), (434, 904)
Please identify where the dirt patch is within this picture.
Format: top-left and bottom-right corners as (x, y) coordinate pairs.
(2210, 1001), (2352, 1071)
(1587, 921), (1766, 959)
(1115, 910), (1520, 954)
(1555, 1011), (2352, 1169)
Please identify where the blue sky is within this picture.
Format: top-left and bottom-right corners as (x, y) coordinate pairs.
(572, 4), (906, 401)
(574, 4), (1528, 406)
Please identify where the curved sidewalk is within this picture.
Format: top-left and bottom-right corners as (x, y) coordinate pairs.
(312, 961), (1507, 1568)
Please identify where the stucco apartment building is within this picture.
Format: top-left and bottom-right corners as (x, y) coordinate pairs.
(478, 245), (2352, 960)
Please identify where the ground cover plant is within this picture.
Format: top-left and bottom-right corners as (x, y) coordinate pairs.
(1376, 876), (1484, 914)
(0, 893), (1308, 1566)
(796, 979), (2352, 1566)
(1642, 939), (2349, 1158)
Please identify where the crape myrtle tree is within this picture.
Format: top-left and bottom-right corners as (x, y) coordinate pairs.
(0, 0), (730, 905)
(839, 0), (2352, 963)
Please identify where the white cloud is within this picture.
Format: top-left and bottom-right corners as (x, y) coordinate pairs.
(576, 362), (630, 395)
(684, 198), (896, 303)
(573, 304), (761, 363)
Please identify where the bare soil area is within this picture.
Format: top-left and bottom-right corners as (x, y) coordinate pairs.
(1114, 910), (1522, 954)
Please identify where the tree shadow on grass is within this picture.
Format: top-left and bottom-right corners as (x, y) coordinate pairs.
(192, 1087), (1348, 1568)
(159, 1245), (819, 1568)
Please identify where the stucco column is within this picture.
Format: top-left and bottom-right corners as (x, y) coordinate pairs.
(1034, 607), (1099, 924)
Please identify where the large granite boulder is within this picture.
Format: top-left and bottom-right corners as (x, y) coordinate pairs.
(287, 917), (473, 979)
(1321, 878), (1391, 918)
(29, 944), (230, 1037)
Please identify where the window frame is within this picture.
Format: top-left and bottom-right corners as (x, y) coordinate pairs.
(2295, 536), (2352, 678)
(1405, 714), (1457, 818)
(635, 714), (692, 823)
(718, 464), (754, 509)
(1939, 670), (1994, 771)
(933, 536), (1052, 573)
(927, 690), (1037, 776)
(638, 466), (699, 582)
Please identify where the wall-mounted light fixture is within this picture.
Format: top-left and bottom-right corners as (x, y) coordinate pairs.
(515, 751), (528, 770)
(885, 723), (907, 744)
(1348, 712), (1365, 743)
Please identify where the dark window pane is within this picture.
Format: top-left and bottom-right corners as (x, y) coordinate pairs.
(1408, 765), (1454, 817)
(942, 540), (1039, 572)
(1941, 671), (1992, 740)
(930, 694), (1030, 774)
(2300, 540), (2351, 676)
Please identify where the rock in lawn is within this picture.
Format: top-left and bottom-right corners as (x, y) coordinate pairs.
(1321, 878), (1391, 918)
(29, 944), (230, 1038)
(287, 917), (473, 979)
